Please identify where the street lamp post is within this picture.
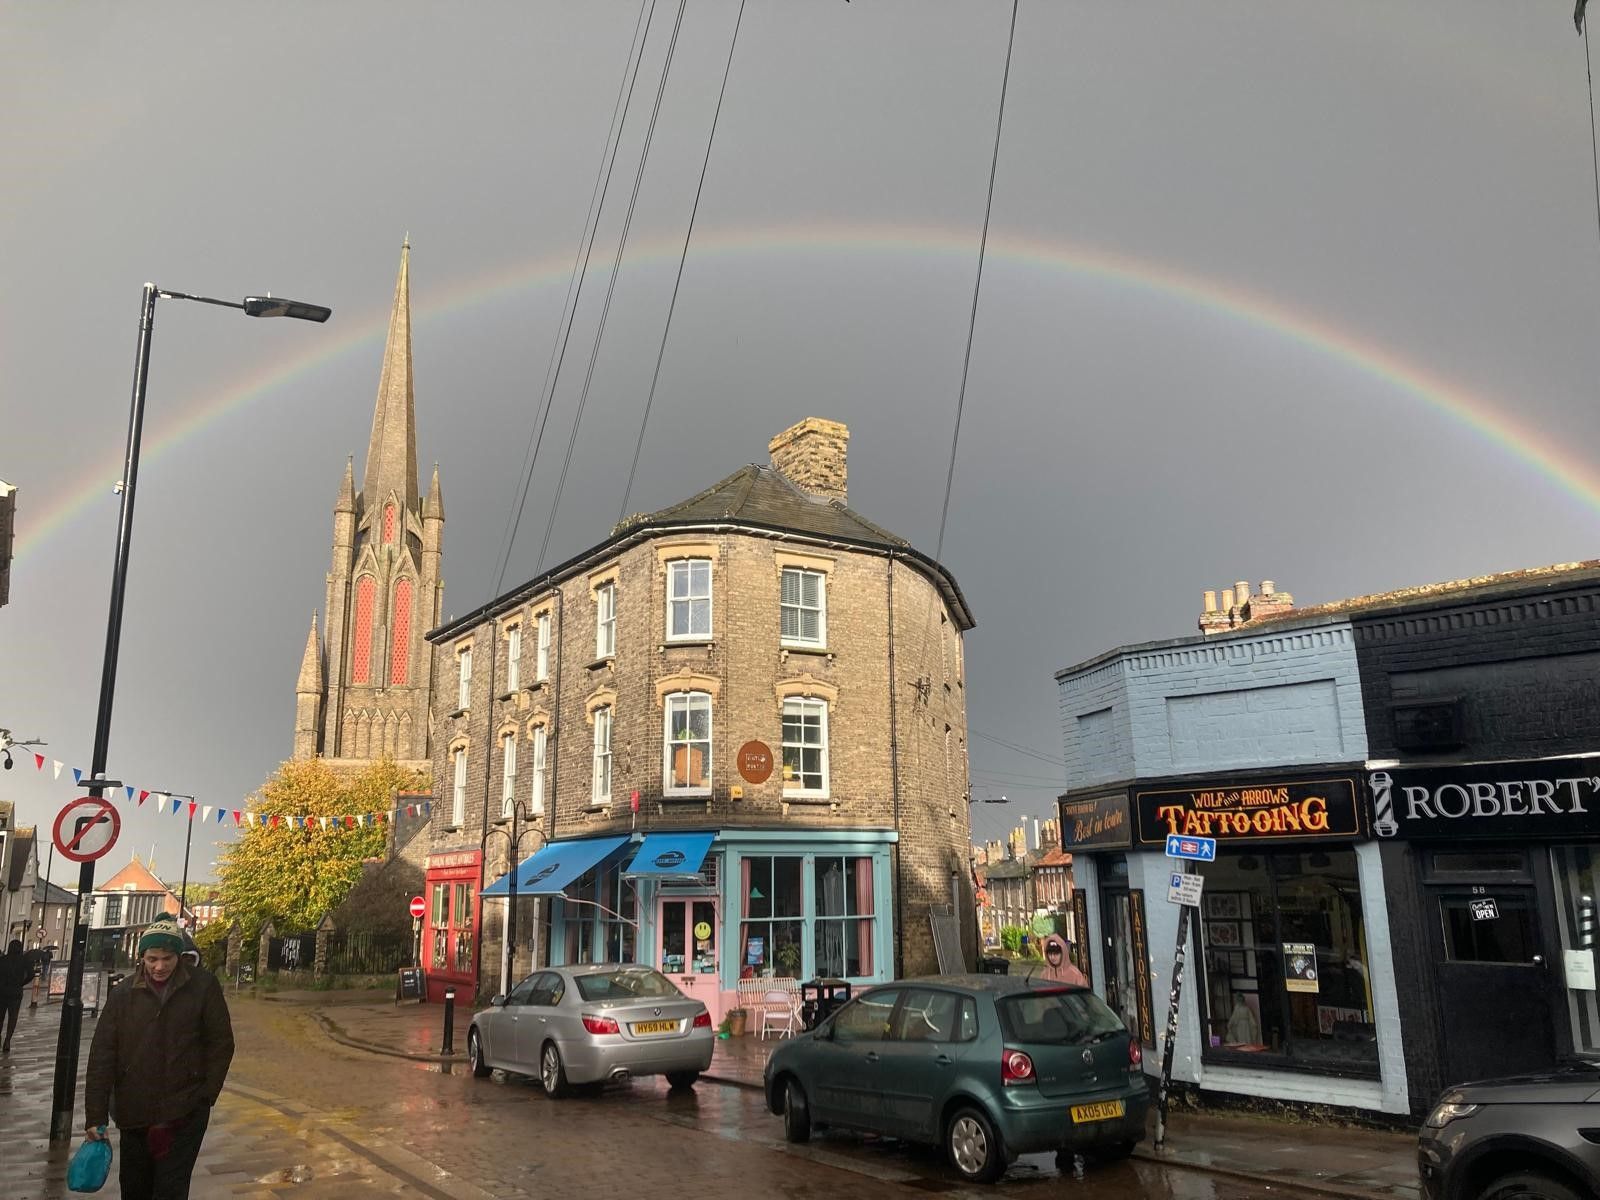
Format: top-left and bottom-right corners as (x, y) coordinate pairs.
(49, 283), (330, 1143)
(481, 805), (545, 997)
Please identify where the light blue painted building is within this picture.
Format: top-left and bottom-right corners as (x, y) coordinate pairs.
(1056, 609), (1409, 1115)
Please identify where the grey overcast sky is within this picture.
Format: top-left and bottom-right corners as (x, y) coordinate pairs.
(5, 2), (1600, 882)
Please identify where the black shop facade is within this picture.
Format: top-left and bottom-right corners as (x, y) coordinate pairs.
(1063, 768), (1410, 1115)
(1368, 756), (1600, 1103)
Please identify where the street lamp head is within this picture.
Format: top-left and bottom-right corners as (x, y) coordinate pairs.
(242, 295), (332, 323)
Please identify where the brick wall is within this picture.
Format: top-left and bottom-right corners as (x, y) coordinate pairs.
(428, 529), (972, 978)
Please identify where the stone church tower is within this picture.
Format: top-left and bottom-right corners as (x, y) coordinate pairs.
(293, 242), (442, 774)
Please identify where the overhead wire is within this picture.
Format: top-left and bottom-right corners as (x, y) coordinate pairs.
(618, 0), (749, 524)
(968, 727), (1065, 767)
(934, 0), (1019, 564)
(491, 0), (657, 598)
(535, 0), (690, 574)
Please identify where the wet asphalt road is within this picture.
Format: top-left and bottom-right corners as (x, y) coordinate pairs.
(224, 999), (1298, 1199)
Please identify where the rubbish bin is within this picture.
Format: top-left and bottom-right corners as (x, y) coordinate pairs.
(978, 956), (1010, 975)
(799, 978), (853, 1031)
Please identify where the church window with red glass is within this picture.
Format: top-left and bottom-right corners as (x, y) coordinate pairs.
(353, 576), (375, 684)
(391, 578), (412, 685)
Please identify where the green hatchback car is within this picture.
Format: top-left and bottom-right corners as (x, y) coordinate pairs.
(764, 975), (1149, 1184)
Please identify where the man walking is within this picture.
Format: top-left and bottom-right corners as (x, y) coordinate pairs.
(0, 938), (35, 1052)
(84, 916), (234, 1199)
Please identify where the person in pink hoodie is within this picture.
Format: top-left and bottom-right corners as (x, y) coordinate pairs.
(1039, 933), (1088, 987)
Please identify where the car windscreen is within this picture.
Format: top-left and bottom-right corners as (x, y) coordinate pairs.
(573, 969), (681, 1002)
(997, 989), (1125, 1045)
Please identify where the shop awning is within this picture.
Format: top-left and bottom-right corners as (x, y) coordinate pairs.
(481, 835), (631, 897)
(624, 831), (716, 879)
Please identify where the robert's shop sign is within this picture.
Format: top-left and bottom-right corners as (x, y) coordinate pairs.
(1370, 759), (1600, 839)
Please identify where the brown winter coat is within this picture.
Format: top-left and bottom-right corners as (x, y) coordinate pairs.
(84, 961), (235, 1130)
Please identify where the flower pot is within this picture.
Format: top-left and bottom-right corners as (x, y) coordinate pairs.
(728, 1008), (748, 1037)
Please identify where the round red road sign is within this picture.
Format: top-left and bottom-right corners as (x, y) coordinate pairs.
(52, 797), (121, 863)
(408, 895), (427, 920)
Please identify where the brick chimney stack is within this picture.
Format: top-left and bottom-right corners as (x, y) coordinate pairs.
(1200, 578), (1294, 634)
(769, 418), (849, 502)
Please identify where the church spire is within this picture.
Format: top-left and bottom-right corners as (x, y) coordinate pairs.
(363, 240), (419, 512)
(297, 613), (323, 693)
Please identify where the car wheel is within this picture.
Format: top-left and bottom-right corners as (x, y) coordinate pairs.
(946, 1105), (1007, 1185)
(540, 1041), (571, 1099)
(783, 1078), (812, 1144)
(1095, 1139), (1138, 1162)
(467, 1028), (491, 1078)
(665, 1070), (699, 1090)
(1480, 1171), (1585, 1200)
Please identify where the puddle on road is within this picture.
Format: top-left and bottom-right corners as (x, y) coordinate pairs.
(258, 1164), (315, 1185)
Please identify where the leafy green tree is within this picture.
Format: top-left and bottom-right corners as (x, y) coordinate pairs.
(217, 758), (425, 946)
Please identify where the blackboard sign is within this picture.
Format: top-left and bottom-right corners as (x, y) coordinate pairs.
(236, 963), (255, 986)
(396, 967), (424, 1004)
(929, 910), (964, 974)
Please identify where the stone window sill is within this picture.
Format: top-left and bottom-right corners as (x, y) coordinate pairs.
(587, 656), (616, 672)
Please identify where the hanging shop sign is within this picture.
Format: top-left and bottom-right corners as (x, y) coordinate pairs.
(1127, 888), (1156, 1048)
(1369, 759), (1600, 840)
(1134, 776), (1363, 846)
(1059, 789), (1133, 850)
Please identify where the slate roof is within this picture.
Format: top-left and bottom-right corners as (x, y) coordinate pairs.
(34, 878), (75, 907)
(6, 829), (35, 891)
(432, 461), (973, 640)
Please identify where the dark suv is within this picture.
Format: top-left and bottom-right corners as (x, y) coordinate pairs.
(1418, 1063), (1600, 1200)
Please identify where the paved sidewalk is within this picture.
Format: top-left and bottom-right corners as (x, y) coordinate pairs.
(303, 994), (1424, 1200)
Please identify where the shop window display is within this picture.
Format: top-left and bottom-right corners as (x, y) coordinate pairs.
(1553, 844), (1600, 1054)
(1196, 849), (1377, 1074)
(741, 856), (803, 978)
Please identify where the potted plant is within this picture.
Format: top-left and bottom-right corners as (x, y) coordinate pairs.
(775, 942), (803, 979)
(671, 729), (706, 788)
(727, 1006), (748, 1036)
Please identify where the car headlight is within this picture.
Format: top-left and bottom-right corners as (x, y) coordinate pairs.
(1424, 1094), (1479, 1129)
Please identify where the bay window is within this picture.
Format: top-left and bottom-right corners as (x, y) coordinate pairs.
(781, 567), (826, 647)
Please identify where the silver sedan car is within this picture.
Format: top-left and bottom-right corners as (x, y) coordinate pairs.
(468, 963), (715, 1097)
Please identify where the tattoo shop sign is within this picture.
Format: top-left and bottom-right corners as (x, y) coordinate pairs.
(1369, 759), (1600, 840)
(1134, 777), (1363, 846)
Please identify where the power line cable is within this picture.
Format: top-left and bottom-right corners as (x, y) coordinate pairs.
(492, 0), (657, 597)
(1584, 15), (1600, 252)
(934, 0), (1019, 563)
(969, 726), (1064, 766)
(618, 0), (749, 524)
(536, 0), (689, 574)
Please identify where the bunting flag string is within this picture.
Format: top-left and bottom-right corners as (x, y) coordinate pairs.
(17, 731), (432, 833)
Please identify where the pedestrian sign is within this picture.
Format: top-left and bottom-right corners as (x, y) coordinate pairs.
(1164, 834), (1216, 862)
(1167, 871), (1205, 907)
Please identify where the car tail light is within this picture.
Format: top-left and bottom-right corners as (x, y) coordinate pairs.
(692, 1012), (712, 1028)
(1002, 1049), (1036, 1086)
(582, 1015), (620, 1035)
(1129, 1038), (1143, 1068)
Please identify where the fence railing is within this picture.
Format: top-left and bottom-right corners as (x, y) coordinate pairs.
(324, 930), (410, 976)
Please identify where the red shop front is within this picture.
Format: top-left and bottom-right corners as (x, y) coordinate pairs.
(424, 849), (481, 1004)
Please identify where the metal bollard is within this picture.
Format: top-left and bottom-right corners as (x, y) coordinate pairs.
(441, 988), (456, 1055)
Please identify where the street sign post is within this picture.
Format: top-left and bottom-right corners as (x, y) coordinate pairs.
(1164, 834), (1216, 862)
(1167, 871), (1205, 907)
(52, 798), (120, 864)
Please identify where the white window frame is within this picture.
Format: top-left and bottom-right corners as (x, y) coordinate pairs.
(662, 691), (713, 796)
(780, 567), (827, 648)
(452, 747), (468, 827)
(592, 706), (613, 805)
(457, 646), (472, 710)
(529, 725), (548, 814)
(536, 612), (551, 681)
(506, 624), (521, 693)
(782, 697), (830, 797)
(596, 583), (617, 659)
(501, 734), (517, 817)
(666, 558), (712, 641)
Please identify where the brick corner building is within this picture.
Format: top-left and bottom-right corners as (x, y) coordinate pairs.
(422, 418), (976, 1009)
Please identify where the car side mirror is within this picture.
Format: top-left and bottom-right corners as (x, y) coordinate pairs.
(490, 994), (507, 1007)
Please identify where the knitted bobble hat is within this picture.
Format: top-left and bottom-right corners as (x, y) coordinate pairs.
(137, 916), (185, 957)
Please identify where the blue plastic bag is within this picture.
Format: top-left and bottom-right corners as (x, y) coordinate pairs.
(67, 1130), (112, 1193)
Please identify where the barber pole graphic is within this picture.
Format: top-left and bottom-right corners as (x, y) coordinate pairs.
(1369, 771), (1398, 838)
(1579, 894), (1596, 950)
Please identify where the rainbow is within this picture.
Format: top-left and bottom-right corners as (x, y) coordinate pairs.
(16, 221), (1600, 560)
